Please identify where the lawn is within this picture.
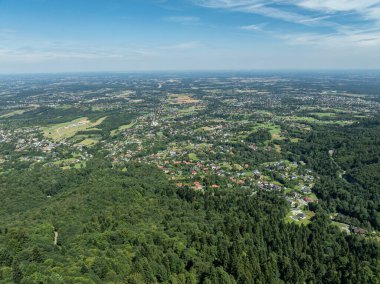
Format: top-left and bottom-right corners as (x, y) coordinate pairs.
(43, 117), (106, 141)
(285, 210), (315, 225)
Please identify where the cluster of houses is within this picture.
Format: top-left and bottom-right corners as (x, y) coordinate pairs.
(0, 127), (60, 153)
(103, 112), (320, 204)
(0, 125), (93, 168)
(0, 129), (11, 143)
(2, 75), (379, 235)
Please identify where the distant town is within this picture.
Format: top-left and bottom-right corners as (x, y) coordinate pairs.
(1, 73), (378, 236)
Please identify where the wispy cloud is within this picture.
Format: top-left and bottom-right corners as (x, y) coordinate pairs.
(240, 24), (264, 31)
(163, 16), (200, 24)
(296, 0), (380, 13)
(0, 48), (124, 62)
(279, 31), (380, 47)
(194, 0), (380, 17)
(194, 1), (339, 27)
(193, 0), (380, 47)
(0, 42), (156, 63)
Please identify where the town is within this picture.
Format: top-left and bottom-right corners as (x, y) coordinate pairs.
(0, 73), (379, 233)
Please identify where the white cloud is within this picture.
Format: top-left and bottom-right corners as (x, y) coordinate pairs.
(194, 1), (337, 26)
(194, 0), (380, 24)
(295, 0), (380, 13)
(193, 0), (380, 47)
(194, 0), (261, 9)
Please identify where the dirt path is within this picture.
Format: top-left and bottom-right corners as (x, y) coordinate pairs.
(54, 230), (58, 245)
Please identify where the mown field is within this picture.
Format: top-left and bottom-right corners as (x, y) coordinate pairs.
(43, 117), (106, 141)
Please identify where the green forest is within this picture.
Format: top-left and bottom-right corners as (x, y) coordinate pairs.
(1, 73), (380, 283)
(285, 116), (380, 229)
(0, 163), (379, 283)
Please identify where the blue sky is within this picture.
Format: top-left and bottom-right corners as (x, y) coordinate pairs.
(0, 0), (380, 73)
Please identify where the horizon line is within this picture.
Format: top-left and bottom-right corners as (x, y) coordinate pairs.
(1, 69), (380, 76)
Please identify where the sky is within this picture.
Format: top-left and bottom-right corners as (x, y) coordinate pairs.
(0, 0), (380, 73)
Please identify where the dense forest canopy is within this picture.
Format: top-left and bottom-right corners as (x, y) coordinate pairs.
(0, 163), (379, 283)
(0, 73), (379, 283)
(285, 116), (380, 229)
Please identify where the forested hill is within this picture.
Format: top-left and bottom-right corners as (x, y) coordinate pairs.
(0, 163), (379, 283)
(286, 116), (380, 229)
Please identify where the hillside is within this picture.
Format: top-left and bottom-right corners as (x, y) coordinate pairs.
(0, 163), (378, 283)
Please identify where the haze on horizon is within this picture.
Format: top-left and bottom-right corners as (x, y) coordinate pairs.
(1, 0), (380, 73)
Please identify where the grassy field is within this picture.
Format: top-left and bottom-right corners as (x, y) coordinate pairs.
(0, 109), (30, 118)
(177, 105), (205, 115)
(252, 123), (284, 140)
(55, 104), (73, 110)
(77, 138), (99, 147)
(53, 157), (78, 165)
(287, 116), (319, 123)
(188, 153), (199, 161)
(43, 117), (106, 141)
(253, 122), (280, 133)
(284, 115), (353, 126)
(111, 121), (136, 136)
(311, 112), (337, 118)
